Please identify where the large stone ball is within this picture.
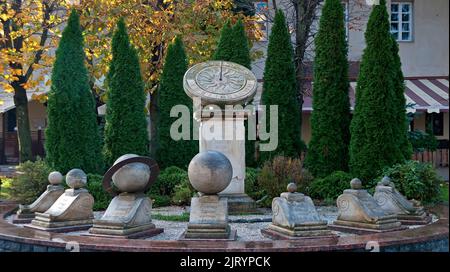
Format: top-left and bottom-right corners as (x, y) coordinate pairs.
(48, 171), (63, 185)
(112, 154), (150, 193)
(188, 151), (232, 195)
(66, 169), (87, 189)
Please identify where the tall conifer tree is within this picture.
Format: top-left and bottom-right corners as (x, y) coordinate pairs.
(103, 18), (149, 166)
(349, 0), (404, 182)
(305, 0), (351, 178)
(45, 10), (103, 174)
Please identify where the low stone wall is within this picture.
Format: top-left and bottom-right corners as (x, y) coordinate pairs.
(0, 202), (448, 252)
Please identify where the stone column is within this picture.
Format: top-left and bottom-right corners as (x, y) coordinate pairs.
(198, 109), (255, 214)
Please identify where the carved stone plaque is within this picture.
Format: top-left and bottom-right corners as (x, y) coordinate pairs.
(183, 61), (257, 105)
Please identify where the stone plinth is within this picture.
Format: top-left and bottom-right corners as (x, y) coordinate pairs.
(262, 183), (334, 239)
(88, 155), (162, 239)
(14, 171), (65, 224)
(26, 169), (94, 232)
(199, 115), (256, 214)
(182, 195), (234, 240)
(330, 178), (404, 234)
(28, 188), (94, 232)
(14, 185), (64, 224)
(374, 177), (431, 225)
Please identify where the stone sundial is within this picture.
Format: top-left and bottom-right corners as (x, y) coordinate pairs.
(183, 60), (257, 105)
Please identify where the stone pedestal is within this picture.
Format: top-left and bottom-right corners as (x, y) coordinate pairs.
(89, 193), (163, 238)
(374, 177), (431, 225)
(28, 188), (94, 232)
(26, 169), (94, 232)
(182, 195), (235, 240)
(330, 178), (404, 234)
(261, 183), (334, 240)
(14, 184), (64, 224)
(199, 114), (256, 214)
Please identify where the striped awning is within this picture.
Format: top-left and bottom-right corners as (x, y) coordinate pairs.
(303, 78), (449, 113)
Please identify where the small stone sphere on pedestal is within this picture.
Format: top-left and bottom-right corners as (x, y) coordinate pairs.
(66, 169), (87, 189)
(350, 178), (362, 190)
(287, 183), (297, 193)
(48, 171), (63, 185)
(112, 154), (151, 193)
(188, 151), (232, 195)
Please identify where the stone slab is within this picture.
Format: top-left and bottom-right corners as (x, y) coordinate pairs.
(12, 215), (33, 224)
(24, 223), (93, 233)
(179, 229), (237, 241)
(85, 228), (163, 239)
(261, 227), (337, 242)
(222, 194), (256, 214)
(328, 223), (407, 235)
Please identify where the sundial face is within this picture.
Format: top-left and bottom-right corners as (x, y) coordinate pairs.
(183, 61), (257, 105)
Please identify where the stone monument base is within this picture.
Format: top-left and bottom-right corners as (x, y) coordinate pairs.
(261, 225), (336, 241)
(179, 228), (237, 241)
(263, 222), (333, 238)
(87, 225), (164, 239)
(12, 213), (35, 224)
(221, 194), (256, 214)
(88, 193), (161, 239)
(398, 213), (432, 225)
(329, 216), (406, 234)
(26, 216), (93, 233)
(182, 195), (235, 240)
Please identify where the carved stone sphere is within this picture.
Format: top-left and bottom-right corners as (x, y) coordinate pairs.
(350, 178), (362, 190)
(48, 171), (63, 185)
(112, 154), (150, 193)
(287, 183), (297, 193)
(66, 169), (87, 189)
(188, 151), (232, 195)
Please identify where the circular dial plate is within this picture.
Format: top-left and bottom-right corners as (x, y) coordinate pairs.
(184, 61), (257, 105)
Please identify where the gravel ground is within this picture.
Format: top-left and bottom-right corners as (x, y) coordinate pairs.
(5, 205), (438, 241)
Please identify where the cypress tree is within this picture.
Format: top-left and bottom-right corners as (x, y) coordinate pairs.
(45, 10), (103, 174)
(231, 19), (252, 69)
(390, 35), (413, 160)
(260, 10), (302, 163)
(305, 0), (351, 178)
(213, 20), (234, 61)
(212, 19), (256, 166)
(156, 36), (197, 169)
(349, 0), (404, 183)
(103, 18), (149, 167)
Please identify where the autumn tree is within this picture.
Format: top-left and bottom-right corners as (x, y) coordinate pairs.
(76, 0), (259, 154)
(46, 10), (103, 174)
(103, 18), (149, 167)
(0, 0), (70, 162)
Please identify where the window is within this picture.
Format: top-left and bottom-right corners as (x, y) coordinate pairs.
(426, 112), (444, 136)
(343, 2), (349, 39)
(390, 2), (413, 41)
(6, 109), (16, 132)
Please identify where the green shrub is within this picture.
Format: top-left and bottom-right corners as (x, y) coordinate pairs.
(86, 174), (112, 211)
(150, 166), (188, 196)
(308, 171), (352, 201)
(408, 130), (439, 152)
(245, 167), (263, 200)
(149, 194), (172, 208)
(0, 177), (13, 199)
(171, 179), (195, 206)
(9, 159), (52, 203)
(375, 160), (442, 203)
(257, 156), (311, 207)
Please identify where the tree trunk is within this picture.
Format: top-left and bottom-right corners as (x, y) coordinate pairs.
(149, 92), (159, 157)
(12, 79), (33, 163)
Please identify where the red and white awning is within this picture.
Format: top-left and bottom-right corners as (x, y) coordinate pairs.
(302, 78), (449, 113)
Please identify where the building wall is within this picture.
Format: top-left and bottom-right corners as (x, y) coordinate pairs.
(252, 0), (449, 78)
(0, 101), (46, 133)
(412, 112), (449, 140)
